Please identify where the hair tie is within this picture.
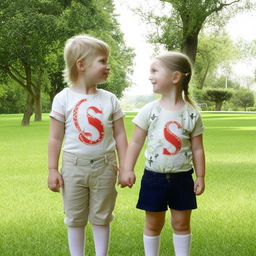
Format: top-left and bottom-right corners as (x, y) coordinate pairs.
(184, 73), (190, 77)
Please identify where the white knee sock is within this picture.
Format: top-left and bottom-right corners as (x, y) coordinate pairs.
(173, 233), (191, 256)
(143, 234), (160, 256)
(68, 226), (85, 256)
(92, 224), (110, 256)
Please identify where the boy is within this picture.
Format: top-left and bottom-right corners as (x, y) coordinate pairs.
(48, 35), (127, 256)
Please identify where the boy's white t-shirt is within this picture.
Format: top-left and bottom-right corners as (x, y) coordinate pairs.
(133, 100), (204, 173)
(50, 88), (124, 155)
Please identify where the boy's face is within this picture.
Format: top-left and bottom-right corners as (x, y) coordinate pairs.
(84, 54), (110, 85)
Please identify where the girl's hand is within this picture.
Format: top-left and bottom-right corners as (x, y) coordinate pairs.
(119, 170), (136, 188)
(48, 169), (64, 192)
(194, 177), (205, 195)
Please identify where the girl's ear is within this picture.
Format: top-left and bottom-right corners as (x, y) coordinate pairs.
(76, 59), (85, 71)
(172, 71), (182, 84)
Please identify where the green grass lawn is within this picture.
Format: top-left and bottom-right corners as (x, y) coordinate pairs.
(0, 112), (256, 256)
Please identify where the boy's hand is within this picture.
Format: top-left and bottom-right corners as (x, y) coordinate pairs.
(194, 177), (205, 195)
(48, 169), (64, 192)
(118, 170), (136, 188)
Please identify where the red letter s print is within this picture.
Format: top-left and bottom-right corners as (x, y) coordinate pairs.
(73, 99), (104, 145)
(163, 121), (182, 155)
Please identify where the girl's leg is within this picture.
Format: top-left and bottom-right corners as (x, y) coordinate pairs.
(171, 209), (192, 256)
(143, 211), (166, 256)
(92, 224), (110, 256)
(68, 226), (86, 256)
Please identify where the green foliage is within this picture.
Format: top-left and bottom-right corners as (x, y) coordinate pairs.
(206, 75), (240, 89)
(0, 0), (62, 67)
(194, 32), (241, 89)
(0, 83), (26, 113)
(0, 0), (134, 117)
(231, 89), (255, 111)
(205, 88), (233, 101)
(205, 88), (233, 111)
(145, 0), (253, 63)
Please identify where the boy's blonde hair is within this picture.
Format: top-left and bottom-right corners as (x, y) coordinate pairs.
(63, 35), (109, 85)
(156, 51), (196, 107)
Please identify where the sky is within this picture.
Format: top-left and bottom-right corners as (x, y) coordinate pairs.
(113, 0), (256, 97)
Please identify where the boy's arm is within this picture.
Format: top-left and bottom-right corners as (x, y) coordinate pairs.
(191, 134), (205, 195)
(120, 125), (147, 188)
(48, 117), (65, 192)
(113, 117), (128, 171)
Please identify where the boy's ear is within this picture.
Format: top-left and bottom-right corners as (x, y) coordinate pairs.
(172, 71), (182, 84)
(76, 59), (85, 71)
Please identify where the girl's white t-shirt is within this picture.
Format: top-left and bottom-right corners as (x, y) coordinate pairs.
(133, 100), (204, 173)
(50, 88), (124, 155)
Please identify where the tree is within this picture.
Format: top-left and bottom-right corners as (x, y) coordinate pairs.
(146, 0), (253, 63)
(0, 0), (63, 125)
(0, 0), (134, 124)
(194, 32), (240, 89)
(205, 88), (233, 111)
(232, 89), (254, 111)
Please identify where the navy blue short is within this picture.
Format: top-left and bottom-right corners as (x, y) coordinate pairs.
(136, 168), (197, 212)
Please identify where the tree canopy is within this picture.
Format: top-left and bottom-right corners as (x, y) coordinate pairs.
(147, 0), (254, 63)
(0, 0), (134, 125)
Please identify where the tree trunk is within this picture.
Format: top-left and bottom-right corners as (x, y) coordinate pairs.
(33, 69), (44, 121)
(34, 88), (42, 121)
(200, 62), (210, 89)
(182, 33), (199, 65)
(21, 93), (34, 126)
(215, 101), (223, 111)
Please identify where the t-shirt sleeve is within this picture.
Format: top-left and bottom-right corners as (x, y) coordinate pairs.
(49, 93), (65, 123)
(191, 113), (204, 137)
(132, 104), (151, 131)
(112, 95), (124, 122)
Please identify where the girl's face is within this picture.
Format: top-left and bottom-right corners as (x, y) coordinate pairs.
(149, 59), (173, 94)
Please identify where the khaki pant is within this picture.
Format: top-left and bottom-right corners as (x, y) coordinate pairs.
(61, 151), (118, 227)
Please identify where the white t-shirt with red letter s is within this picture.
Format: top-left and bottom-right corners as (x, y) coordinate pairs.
(50, 88), (124, 155)
(133, 100), (204, 173)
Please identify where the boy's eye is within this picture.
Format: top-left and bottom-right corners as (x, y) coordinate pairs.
(99, 58), (107, 64)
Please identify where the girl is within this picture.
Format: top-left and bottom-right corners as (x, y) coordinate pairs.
(120, 52), (205, 256)
(48, 35), (127, 256)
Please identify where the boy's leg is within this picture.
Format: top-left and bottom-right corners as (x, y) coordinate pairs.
(68, 226), (85, 256)
(143, 211), (166, 256)
(88, 153), (118, 256)
(171, 209), (192, 256)
(92, 224), (110, 256)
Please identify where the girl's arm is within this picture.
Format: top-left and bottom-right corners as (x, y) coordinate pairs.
(191, 134), (205, 195)
(48, 117), (65, 192)
(113, 117), (128, 172)
(120, 125), (147, 188)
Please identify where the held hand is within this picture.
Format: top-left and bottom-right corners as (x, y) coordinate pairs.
(48, 169), (64, 192)
(194, 177), (205, 195)
(118, 170), (136, 188)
